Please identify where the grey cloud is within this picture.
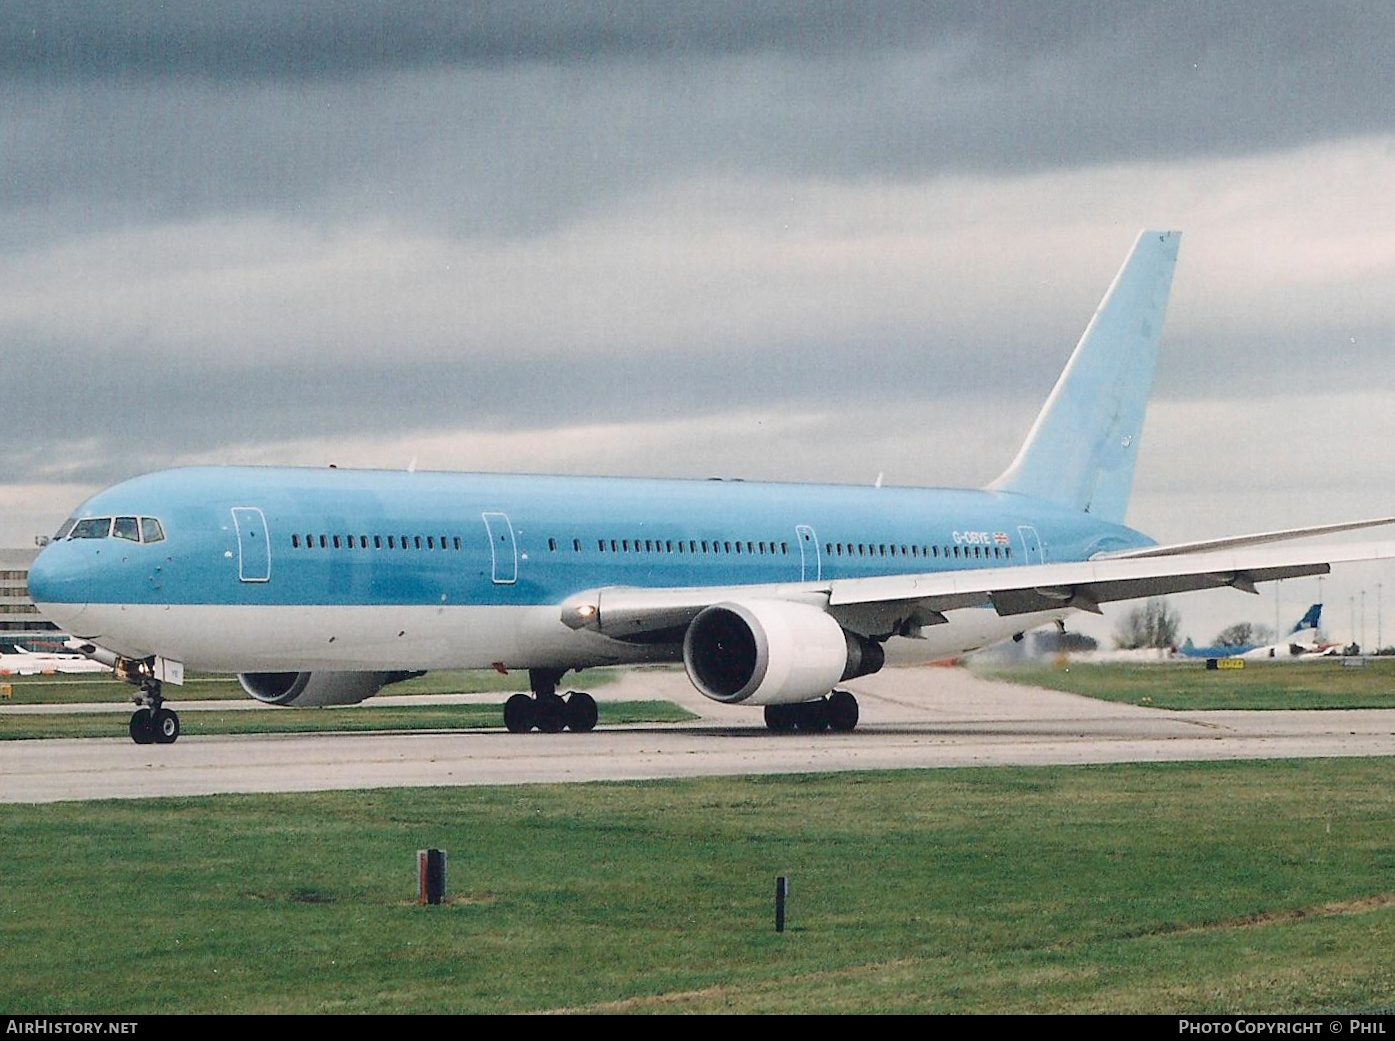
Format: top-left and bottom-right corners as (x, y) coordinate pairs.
(6, 3), (1395, 243)
(2, 2), (951, 81)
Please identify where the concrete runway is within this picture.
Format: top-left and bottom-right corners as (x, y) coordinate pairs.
(5, 667), (1395, 803)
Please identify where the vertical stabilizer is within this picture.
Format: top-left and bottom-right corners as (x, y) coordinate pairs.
(988, 229), (1180, 523)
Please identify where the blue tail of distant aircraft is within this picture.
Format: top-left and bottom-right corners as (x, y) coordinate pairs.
(1292, 603), (1322, 633)
(989, 230), (1181, 524)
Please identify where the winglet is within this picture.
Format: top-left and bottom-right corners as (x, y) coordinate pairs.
(989, 230), (1181, 523)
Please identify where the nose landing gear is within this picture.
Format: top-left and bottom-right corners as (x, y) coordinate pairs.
(122, 671), (180, 745)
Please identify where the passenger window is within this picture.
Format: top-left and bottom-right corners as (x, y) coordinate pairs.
(292, 534), (301, 549)
(108, 517), (136, 541)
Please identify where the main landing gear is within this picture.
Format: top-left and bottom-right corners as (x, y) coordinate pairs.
(504, 669), (599, 734)
(763, 689), (859, 733)
(128, 679), (180, 745)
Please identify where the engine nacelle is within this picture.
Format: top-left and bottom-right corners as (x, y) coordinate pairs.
(237, 670), (419, 707)
(683, 599), (884, 705)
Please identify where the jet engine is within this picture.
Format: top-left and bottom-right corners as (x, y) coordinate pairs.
(237, 670), (422, 707)
(682, 599), (884, 705)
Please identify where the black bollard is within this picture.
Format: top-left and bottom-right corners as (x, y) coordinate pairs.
(418, 848), (448, 906)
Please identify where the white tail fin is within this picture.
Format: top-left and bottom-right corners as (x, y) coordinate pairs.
(989, 229), (1180, 523)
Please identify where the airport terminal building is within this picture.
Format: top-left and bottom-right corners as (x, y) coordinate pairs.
(0, 548), (66, 651)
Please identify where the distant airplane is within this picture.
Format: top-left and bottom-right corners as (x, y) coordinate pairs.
(1238, 604), (1345, 660)
(26, 230), (1395, 744)
(0, 644), (112, 676)
(1179, 604), (1328, 659)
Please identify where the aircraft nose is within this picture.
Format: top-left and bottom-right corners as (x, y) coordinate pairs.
(27, 541), (89, 628)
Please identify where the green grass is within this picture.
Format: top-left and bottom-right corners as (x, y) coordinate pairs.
(3, 759), (1395, 1013)
(979, 659), (1395, 710)
(0, 701), (695, 741)
(0, 668), (621, 706)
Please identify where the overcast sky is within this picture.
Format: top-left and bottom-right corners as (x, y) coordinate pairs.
(7, 2), (1395, 645)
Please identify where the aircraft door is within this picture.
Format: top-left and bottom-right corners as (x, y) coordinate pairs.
(482, 512), (518, 585)
(796, 525), (821, 582)
(1017, 525), (1044, 564)
(232, 507), (271, 583)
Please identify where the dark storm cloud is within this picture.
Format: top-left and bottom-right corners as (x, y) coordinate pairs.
(2, 1), (949, 79)
(6, 2), (1395, 496)
(6, 2), (1395, 241)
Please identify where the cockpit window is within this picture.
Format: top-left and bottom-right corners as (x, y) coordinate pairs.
(65, 515), (165, 542)
(69, 517), (113, 539)
(54, 519), (76, 540)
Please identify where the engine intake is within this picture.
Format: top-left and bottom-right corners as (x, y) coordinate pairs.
(683, 599), (883, 705)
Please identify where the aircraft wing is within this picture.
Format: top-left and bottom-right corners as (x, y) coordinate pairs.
(1100, 517), (1395, 559)
(563, 540), (1395, 641)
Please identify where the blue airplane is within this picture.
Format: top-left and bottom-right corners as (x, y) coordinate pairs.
(27, 231), (1395, 743)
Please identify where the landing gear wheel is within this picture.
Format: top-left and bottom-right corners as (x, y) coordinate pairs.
(827, 689), (859, 732)
(764, 704), (798, 733)
(535, 692), (567, 733)
(152, 707), (181, 744)
(129, 708), (157, 745)
(793, 699), (830, 732)
(564, 691), (598, 733)
(503, 693), (535, 733)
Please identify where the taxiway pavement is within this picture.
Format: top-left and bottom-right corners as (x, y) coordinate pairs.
(5, 667), (1395, 803)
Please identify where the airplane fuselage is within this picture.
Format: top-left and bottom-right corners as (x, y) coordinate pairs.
(30, 465), (1154, 673)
